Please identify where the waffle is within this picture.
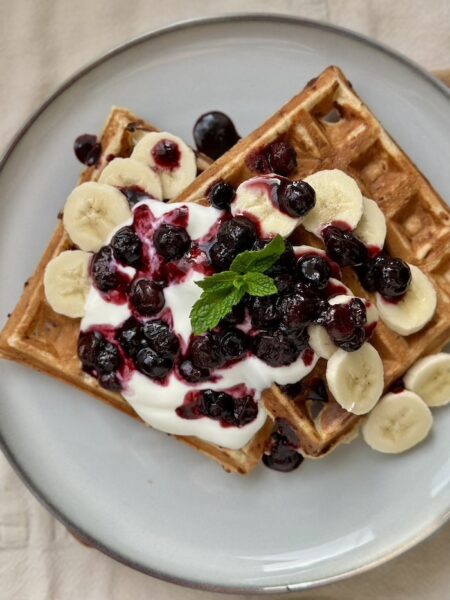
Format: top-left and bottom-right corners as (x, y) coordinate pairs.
(1, 67), (450, 472)
(0, 106), (271, 474)
(175, 65), (450, 457)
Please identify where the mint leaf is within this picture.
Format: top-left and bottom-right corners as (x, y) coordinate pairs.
(195, 271), (238, 292)
(190, 286), (245, 335)
(242, 272), (278, 296)
(230, 235), (285, 274)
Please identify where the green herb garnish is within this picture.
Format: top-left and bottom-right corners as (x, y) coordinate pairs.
(190, 235), (285, 334)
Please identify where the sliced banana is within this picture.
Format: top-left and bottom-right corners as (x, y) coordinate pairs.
(362, 390), (433, 453)
(232, 175), (301, 237)
(302, 169), (363, 236)
(63, 182), (131, 252)
(353, 196), (386, 254)
(44, 250), (91, 318)
(98, 157), (163, 200)
(404, 353), (450, 407)
(131, 132), (196, 199)
(376, 265), (437, 336)
(308, 324), (337, 359)
(326, 343), (384, 415)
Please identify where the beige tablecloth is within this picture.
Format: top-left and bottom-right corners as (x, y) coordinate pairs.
(0, 1), (449, 599)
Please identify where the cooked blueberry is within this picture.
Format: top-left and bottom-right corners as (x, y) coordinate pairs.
(265, 240), (296, 277)
(252, 330), (298, 367)
(94, 341), (121, 374)
(190, 334), (223, 369)
(217, 217), (257, 252)
(74, 134), (101, 165)
(355, 255), (388, 292)
(111, 226), (142, 267)
(153, 224), (191, 261)
(121, 185), (151, 207)
(322, 226), (368, 266)
(375, 258), (411, 298)
(336, 326), (366, 351)
(179, 360), (210, 383)
(130, 279), (164, 316)
(116, 318), (143, 358)
(151, 139), (180, 169)
(77, 330), (103, 369)
(208, 181), (236, 210)
(233, 396), (258, 426)
(283, 326), (309, 352)
(141, 320), (179, 358)
(249, 295), (281, 329)
(218, 329), (247, 361)
(246, 149), (271, 174)
(263, 437), (303, 472)
(136, 347), (173, 379)
(280, 289), (321, 328)
(91, 246), (118, 292)
(199, 389), (234, 421)
(193, 111), (240, 160)
(219, 302), (246, 326)
(296, 255), (330, 289)
(279, 180), (316, 217)
(273, 273), (295, 293)
(98, 372), (122, 392)
(325, 298), (367, 343)
(267, 141), (297, 176)
(209, 241), (236, 272)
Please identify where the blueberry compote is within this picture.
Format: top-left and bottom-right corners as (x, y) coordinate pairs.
(263, 419), (303, 472)
(246, 139), (298, 177)
(73, 134), (101, 166)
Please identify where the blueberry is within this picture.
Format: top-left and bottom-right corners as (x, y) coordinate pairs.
(249, 295), (281, 329)
(267, 141), (297, 176)
(136, 347), (173, 379)
(219, 302), (246, 326)
(178, 360), (210, 383)
(273, 273), (295, 293)
(375, 258), (411, 298)
(91, 246), (118, 292)
(116, 318), (144, 358)
(322, 226), (368, 267)
(208, 181), (236, 210)
(296, 254), (331, 289)
(209, 241), (236, 272)
(279, 180), (316, 217)
(73, 134), (101, 165)
(217, 217), (257, 252)
(151, 139), (180, 169)
(233, 396), (258, 426)
(279, 289), (321, 328)
(190, 334), (223, 369)
(193, 111), (240, 160)
(141, 320), (179, 358)
(130, 279), (165, 316)
(252, 329), (298, 367)
(111, 226), (142, 267)
(153, 224), (191, 261)
(263, 438), (303, 472)
(218, 329), (247, 361)
(282, 326), (309, 352)
(356, 255), (388, 292)
(336, 326), (366, 351)
(93, 341), (122, 374)
(199, 390), (234, 421)
(98, 372), (122, 392)
(77, 330), (103, 369)
(325, 298), (367, 343)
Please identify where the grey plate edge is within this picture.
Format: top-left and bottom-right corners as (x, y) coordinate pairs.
(0, 13), (449, 595)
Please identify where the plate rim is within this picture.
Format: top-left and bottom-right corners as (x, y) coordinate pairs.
(0, 13), (449, 594)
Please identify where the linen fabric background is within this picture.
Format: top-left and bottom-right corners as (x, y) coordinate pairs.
(0, 1), (449, 599)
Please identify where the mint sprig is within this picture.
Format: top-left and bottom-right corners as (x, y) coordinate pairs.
(190, 235), (285, 335)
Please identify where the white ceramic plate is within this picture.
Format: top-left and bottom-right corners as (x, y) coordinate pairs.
(0, 15), (449, 594)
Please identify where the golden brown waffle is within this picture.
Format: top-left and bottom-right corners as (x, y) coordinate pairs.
(174, 65), (450, 457)
(0, 106), (270, 474)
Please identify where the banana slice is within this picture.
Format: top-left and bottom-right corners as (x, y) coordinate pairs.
(404, 353), (450, 407)
(326, 343), (384, 414)
(376, 265), (437, 336)
(353, 196), (386, 254)
(44, 250), (91, 318)
(231, 175), (301, 237)
(98, 157), (163, 200)
(302, 169), (363, 236)
(308, 324), (337, 359)
(131, 132), (196, 199)
(362, 390), (433, 453)
(63, 182), (131, 252)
